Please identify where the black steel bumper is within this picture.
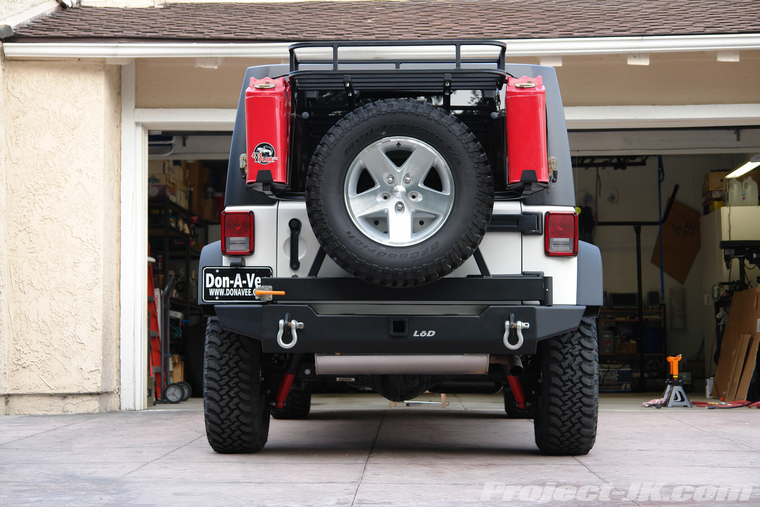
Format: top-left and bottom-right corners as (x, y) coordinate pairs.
(213, 276), (584, 355)
(216, 303), (586, 354)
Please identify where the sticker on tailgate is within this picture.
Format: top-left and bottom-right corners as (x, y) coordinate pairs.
(202, 267), (273, 302)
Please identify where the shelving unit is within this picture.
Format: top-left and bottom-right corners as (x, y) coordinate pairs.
(599, 306), (667, 392)
(148, 197), (209, 354)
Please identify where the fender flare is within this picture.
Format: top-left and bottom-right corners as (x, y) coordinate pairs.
(576, 241), (603, 313)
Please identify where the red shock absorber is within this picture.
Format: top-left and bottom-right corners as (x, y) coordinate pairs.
(507, 375), (527, 410)
(274, 353), (303, 409)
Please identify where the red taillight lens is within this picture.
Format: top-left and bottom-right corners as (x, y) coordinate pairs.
(545, 212), (578, 257)
(222, 210), (254, 256)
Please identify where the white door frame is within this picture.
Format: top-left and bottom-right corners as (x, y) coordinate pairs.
(119, 59), (235, 410)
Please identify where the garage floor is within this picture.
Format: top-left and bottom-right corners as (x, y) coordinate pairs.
(1, 393), (758, 507)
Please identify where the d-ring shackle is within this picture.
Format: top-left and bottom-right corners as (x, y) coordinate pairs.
(277, 316), (304, 349)
(503, 316), (530, 351)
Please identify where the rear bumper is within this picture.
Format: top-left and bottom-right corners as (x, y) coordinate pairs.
(215, 303), (586, 354)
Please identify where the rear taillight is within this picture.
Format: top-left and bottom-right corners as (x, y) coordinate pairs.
(545, 212), (578, 257)
(222, 210), (254, 256)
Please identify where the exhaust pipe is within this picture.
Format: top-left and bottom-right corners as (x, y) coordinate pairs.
(315, 354), (489, 375)
(491, 354), (524, 377)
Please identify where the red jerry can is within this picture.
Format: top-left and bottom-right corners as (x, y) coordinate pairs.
(245, 77), (291, 186)
(506, 76), (549, 190)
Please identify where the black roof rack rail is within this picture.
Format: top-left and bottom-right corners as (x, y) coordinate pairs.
(288, 40), (507, 94)
(289, 40), (506, 72)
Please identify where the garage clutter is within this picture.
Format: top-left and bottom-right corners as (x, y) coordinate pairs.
(703, 169), (760, 215)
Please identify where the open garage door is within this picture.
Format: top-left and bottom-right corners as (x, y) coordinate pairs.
(566, 124), (760, 393)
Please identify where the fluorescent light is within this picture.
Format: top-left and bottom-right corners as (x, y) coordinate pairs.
(726, 155), (760, 178)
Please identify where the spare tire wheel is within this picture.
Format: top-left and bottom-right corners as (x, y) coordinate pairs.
(305, 98), (494, 287)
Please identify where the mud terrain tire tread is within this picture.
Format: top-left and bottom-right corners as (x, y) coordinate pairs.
(534, 317), (599, 456)
(203, 317), (270, 454)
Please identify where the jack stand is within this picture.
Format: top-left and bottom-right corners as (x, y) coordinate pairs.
(662, 354), (691, 408)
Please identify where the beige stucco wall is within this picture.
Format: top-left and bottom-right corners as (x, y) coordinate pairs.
(0, 0), (53, 21)
(0, 49), (8, 412)
(0, 57), (121, 415)
(135, 52), (760, 109)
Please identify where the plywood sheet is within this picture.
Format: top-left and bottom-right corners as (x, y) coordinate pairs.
(735, 335), (760, 401)
(713, 288), (760, 399)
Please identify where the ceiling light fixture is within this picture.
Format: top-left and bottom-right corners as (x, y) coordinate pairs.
(726, 155), (760, 179)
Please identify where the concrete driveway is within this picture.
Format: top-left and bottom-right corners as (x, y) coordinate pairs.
(1, 393), (758, 506)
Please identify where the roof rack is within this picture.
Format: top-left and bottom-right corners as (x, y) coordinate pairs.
(288, 40), (507, 94)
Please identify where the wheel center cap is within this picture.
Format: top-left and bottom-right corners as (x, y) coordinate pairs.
(392, 185), (407, 198)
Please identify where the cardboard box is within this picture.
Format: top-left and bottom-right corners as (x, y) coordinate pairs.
(188, 161), (212, 186)
(149, 160), (168, 175)
(188, 185), (204, 214)
(148, 173), (174, 186)
(600, 367), (633, 392)
(702, 199), (724, 215)
(177, 189), (189, 210)
(703, 171), (730, 193)
(148, 184), (177, 200)
(170, 354), (184, 383)
(651, 200), (700, 284)
(201, 198), (220, 223)
(702, 190), (724, 203)
(615, 341), (637, 354)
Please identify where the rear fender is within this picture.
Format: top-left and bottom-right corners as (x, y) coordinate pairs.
(576, 241), (603, 316)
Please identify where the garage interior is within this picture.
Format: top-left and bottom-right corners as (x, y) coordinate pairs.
(145, 126), (760, 404)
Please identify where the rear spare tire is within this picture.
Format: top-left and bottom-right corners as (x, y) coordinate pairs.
(203, 318), (270, 453)
(534, 317), (599, 456)
(306, 98), (494, 287)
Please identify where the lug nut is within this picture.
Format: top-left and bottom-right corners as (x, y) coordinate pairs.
(386, 176), (395, 184)
(395, 202), (405, 211)
(404, 174), (413, 184)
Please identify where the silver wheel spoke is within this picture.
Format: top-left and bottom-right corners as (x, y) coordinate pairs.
(359, 144), (399, 184)
(348, 191), (387, 218)
(388, 209), (413, 243)
(402, 146), (438, 175)
(410, 189), (451, 217)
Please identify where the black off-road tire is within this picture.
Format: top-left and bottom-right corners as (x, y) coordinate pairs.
(271, 383), (312, 420)
(203, 318), (270, 454)
(534, 317), (599, 456)
(306, 98), (493, 288)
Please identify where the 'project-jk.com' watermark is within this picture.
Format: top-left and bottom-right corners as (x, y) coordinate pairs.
(479, 482), (753, 503)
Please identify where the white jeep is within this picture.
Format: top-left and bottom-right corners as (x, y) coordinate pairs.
(199, 41), (603, 456)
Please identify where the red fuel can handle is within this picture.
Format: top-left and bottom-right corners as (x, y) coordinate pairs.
(245, 77), (291, 187)
(506, 76), (549, 192)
